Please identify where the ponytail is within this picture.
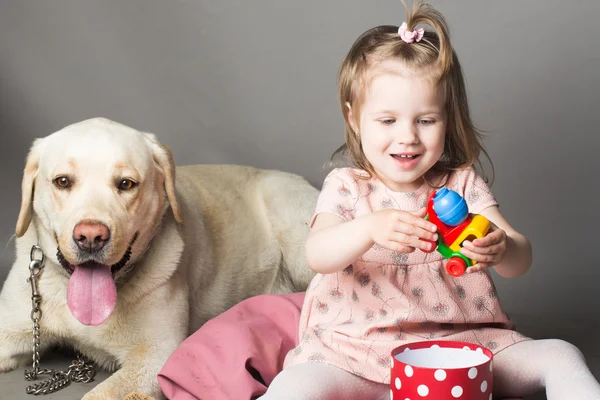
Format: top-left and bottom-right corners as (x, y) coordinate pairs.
(402, 0), (453, 78)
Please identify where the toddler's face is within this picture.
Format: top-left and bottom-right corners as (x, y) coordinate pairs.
(349, 61), (446, 192)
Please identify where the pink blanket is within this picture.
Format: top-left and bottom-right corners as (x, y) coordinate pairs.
(158, 293), (304, 400)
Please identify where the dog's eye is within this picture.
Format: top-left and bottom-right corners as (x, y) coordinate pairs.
(118, 179), (138, 191)
(53, 176), (72, 189)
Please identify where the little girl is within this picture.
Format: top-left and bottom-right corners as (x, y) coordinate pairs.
(261, 1), (600, 399)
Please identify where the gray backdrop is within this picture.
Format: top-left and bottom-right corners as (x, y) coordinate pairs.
(1, 0), (599, 329)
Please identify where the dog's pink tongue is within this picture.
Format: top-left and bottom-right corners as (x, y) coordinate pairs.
(67, 263), (116, 326)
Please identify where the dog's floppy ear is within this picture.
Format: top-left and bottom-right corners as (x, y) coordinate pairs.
(143, 133), (183, 223)
(16, 139), (44, 237)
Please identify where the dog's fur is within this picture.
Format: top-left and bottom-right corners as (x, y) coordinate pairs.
(0, 118), (318, 399)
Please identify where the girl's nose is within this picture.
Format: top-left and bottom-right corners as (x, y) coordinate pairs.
(395, 122), (419, 144)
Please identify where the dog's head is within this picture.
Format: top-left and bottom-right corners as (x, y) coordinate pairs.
(16, 117), (182, 326)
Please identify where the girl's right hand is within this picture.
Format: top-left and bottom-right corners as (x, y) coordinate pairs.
(368, 207), (438, 253)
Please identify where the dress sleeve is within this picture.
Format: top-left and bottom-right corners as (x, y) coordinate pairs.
(310, 168), (360, 227)
(455, 167), (498, 215)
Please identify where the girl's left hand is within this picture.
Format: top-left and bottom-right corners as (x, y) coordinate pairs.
(459, 225), (507, 273)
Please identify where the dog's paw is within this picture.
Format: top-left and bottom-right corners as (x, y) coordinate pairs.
(81, 384), (120, 400)
(0, 361), (18, 373)
(82, 391), (119, 400)
(81, 382), (165, 400)
(0, 354), (30, 373)
(123, 393), (159, 400)
(83, 390), (163, 400)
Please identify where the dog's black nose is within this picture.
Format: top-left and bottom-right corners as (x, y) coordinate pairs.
(73, 221), (110, 252)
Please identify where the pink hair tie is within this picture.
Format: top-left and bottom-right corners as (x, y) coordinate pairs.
(398, 22), (424, 43)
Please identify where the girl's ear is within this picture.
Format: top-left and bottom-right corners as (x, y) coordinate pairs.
(345, 102), (359, 134)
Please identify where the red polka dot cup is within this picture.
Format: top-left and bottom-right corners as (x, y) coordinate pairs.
(390, 340), (494, 400)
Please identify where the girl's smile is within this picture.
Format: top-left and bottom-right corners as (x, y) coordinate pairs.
(390, 152), (421, 169)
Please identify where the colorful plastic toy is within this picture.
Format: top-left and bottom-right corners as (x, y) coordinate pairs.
(422, 188), (490, 277)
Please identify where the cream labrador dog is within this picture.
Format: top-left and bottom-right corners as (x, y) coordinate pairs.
(0, 118), (318, 399)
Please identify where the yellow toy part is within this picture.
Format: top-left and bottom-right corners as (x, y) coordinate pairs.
(448, 214), (491, 263)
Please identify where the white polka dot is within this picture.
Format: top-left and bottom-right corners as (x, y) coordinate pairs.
(430, 344), (440, 349)
(476, 348), (483, 354)
(405, 365), (414, 377)
(391, 357), (394, 368)
(489, 394), (492, 400)
(463, 346), (471, 350)
(417, 384), (429, 396)
(481, 380), (488, 392)
(404, 347), (411, 353)
(451, 386), (463, 397)
(395, 377), (402, 390)
(468, 367), (478, 379)
(489, 361), (493, 372)
(434, 369), (447, 381)
(390, 389), (393, 400)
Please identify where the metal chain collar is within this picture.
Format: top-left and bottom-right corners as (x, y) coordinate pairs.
(24, 245), (96, 395)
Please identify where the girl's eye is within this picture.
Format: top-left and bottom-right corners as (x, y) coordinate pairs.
(118, 179), (138, 191)
(53, 176), (72, 189)
(418, 119), (435, 126)
(379, 118), (396, 125)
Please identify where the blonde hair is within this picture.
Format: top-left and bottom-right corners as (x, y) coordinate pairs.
(332, 0), (493, 186)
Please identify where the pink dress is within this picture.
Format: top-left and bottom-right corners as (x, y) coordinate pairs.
(283, 167), (530, 384)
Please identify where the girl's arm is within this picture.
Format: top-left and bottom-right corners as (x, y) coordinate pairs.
(306, 209), (438, 275)
(305, 213), (376, 275)
(478, 206), (532, 278)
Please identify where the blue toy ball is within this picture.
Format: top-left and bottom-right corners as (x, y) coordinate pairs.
(433, 188), (468, 226)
